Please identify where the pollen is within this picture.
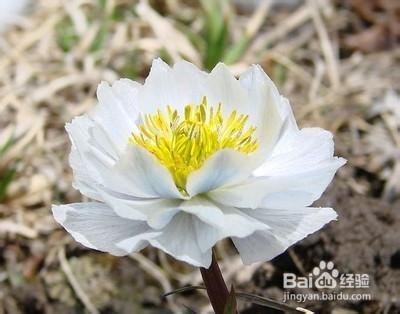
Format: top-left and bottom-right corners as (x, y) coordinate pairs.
(129, 97), (258, 192)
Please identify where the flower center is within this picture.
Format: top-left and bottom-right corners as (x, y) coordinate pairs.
(129, 97), (258, 192)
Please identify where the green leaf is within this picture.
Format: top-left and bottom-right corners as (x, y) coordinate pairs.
(56, 18), (80, 52)
(223, 285), (237, 314)
(90, 21), (110, 52)
(223, 36), (251, 64)
(0, 133), (15, 157)
(0, 166), (16, 201)
(200, 0), (231, 70)
(162, 285), (205, 298)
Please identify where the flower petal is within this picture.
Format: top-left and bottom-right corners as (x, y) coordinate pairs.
(90, 144), (183, 199)
(239, 65), (285, 163)
(90, 79), (140, 151)
(52, 203), (158, 256)
(205, 63), (249, 114)
(69, 144), (103, 201)
(66, 116), (108, 200)
(149, 213), (213, 267)
(100, 193), (224, 230)
(136, 59), (208, 115)
(114, 145), (183, 198)
(208, 128), (346, 209)
(208, 158), (345, 209)
(137, 60), (255, 116)
(232, 207), (337, 264)
(178, 197), (225, 228)
(254, 128), (343, 177)
(193, 205), (269, 253)
(67, 113), (183, 200)
(97, 190), (178, 225)
(186, 149), (254, 196)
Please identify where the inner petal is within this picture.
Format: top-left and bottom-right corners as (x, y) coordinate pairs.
(129, 97), (258, 193)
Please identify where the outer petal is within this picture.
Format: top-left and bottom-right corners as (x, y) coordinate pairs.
(66, 116), (109, 201)
(208, 158), (345, 209)
(98, 191), (225, 232)
(115, 203), (269, 267)
(254, 128), (343, 177)
(66, 79), (142, 200)
(136, 213), (212, 267)
(67, 114), (183, 200)
(232, 207), (337, 264)
(69, 144), (103, 201)
(145, 207), (268, 267)
(178, 197), (225, 228)
(239, 65), (285, 162)
(208, 128), (346, 209)
(105, 145), (183, 199)
(97, 190), (179, 225)
(205, 63), (249, 115)
(52, 203), (158, 256)
(136, 60), (258, 116)
(90, 79), (141, 152)
(192, 205), (269, 253)
(186, 149), (255, 197)
(135, 59), (208, 115)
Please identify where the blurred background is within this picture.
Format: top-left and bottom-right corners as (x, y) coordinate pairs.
(0, 0), (399, 313)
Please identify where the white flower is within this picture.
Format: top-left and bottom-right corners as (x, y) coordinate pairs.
(52, 59), (346, 267)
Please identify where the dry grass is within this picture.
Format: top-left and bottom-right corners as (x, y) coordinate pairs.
(0, 0), (399, 313)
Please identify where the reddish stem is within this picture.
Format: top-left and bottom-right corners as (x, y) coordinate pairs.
(200, 251), (235, 314)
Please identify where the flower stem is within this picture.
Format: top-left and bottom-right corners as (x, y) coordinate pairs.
(200, 250), (236, 314)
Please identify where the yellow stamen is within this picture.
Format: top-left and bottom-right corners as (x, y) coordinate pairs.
(129, 97), (258, 192)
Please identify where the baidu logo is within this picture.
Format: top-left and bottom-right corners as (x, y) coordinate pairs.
(283, 260), (368, 289)
(282, 260), (372, 303)
(313, 261), (339, 289)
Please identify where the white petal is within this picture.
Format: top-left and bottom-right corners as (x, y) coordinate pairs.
(66, 116), (108, 200)
(205, 63), (248, 114)
(232, 207), (337, 264)
(258, 160), (345, 209)
(192, 219), (221, 253)
(97, 190), (177, 225)
(91, 144), (183, 199)
(90, 79), (140, 151)
(52, 203), (157, 256)
(193, 205), (269, 253)
(137, 60), (256, 116)
(254, 128), (343, 177)
(186, 149), (254, 196)
(113, 145), (183, 198)
(136, 59), (208, 114)
(239, 65), (285, 165)
(102, 194), (224, 230)
(209, 126), (346, 209)
(87, 124), (119, 161)
(277, 96), (299, 133)
(66, 116), (139, 198)
(149, 213), (213, 267)
(178, 197), (225, 228)
(239, 64), (279, 96)
(69, 145), (103, 201)
(208, 158), (345, 209)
